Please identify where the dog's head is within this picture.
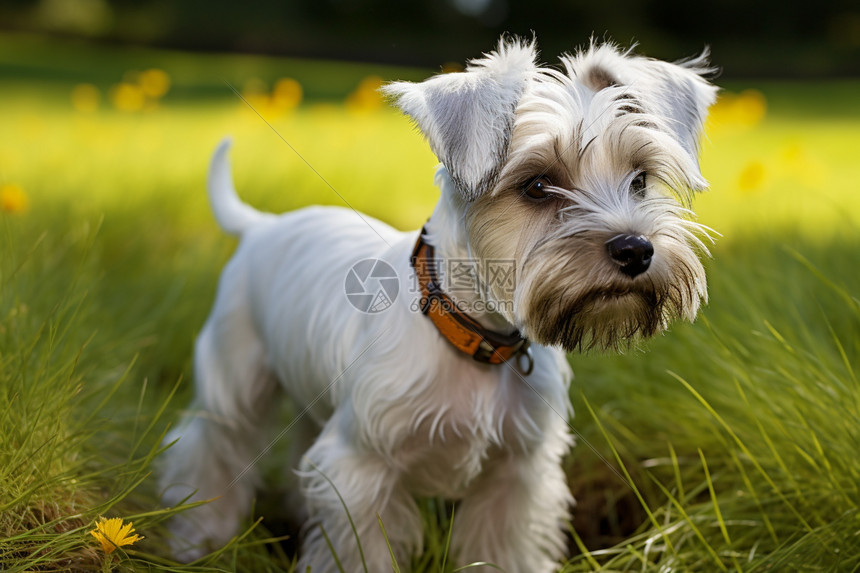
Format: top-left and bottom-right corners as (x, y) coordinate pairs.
(383, 38), (718, 352)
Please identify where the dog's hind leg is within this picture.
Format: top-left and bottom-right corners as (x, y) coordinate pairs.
(160, 292), (279, 562)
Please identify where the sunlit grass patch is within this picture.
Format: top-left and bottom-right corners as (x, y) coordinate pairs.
(698, 84), (860, 241)
(566, 254), (860, 570)
(0, 219), (156, 571)
(0, 184), (29, 213)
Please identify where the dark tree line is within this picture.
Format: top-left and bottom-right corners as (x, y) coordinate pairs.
(1, 0), (857, 77)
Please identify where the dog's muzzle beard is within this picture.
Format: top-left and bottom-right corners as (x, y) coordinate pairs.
(531, 283), (666, 352)
(517, 237), (704, 352)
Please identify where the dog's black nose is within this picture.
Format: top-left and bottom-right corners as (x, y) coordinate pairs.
(607, 235), (654, 278)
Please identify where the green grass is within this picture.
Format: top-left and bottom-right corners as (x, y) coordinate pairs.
(1, 32), (859, 571)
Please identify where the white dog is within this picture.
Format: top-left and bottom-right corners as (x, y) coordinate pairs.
(161, 37), (716, 572)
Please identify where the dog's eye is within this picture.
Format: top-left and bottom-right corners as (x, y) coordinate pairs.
(629, 172), (647, 197)
(524, 177), (552, 200)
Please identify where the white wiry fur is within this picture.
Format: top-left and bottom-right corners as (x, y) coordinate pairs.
(160, 36), (717, 572)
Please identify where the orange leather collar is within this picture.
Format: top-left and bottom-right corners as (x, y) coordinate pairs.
(410, 228), (530, 367)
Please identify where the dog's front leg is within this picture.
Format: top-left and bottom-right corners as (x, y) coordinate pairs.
(452, 423), (572, 573)
(297, 413), (422, 573)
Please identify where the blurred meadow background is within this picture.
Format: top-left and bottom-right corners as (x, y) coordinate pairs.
(1, 1), (859, 571)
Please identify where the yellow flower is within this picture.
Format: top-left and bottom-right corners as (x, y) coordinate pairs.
(0, 184), (28, 213)
(738, 160), (766, 193)
(71, 83), (100, 113)
(706, 89), (767, 134)
(271, 77), (303, 111)
(734, 89), (767, 126)
(239, 77), (270, 115)
(346, 75), (384, 113)
(110, 82), (145, 112)
(90, 517), (143, 554)
(139, 68), (171, 99)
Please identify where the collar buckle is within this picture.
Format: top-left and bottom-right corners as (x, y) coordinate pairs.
(514, 340), (534, 376)
(473, 339), (497, 363)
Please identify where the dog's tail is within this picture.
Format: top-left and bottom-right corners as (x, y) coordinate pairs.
(208, 137), (265, 236)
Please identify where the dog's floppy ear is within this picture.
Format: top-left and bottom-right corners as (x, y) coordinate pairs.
(382, 38), (538, 201)
(568, 45), (718, 189)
